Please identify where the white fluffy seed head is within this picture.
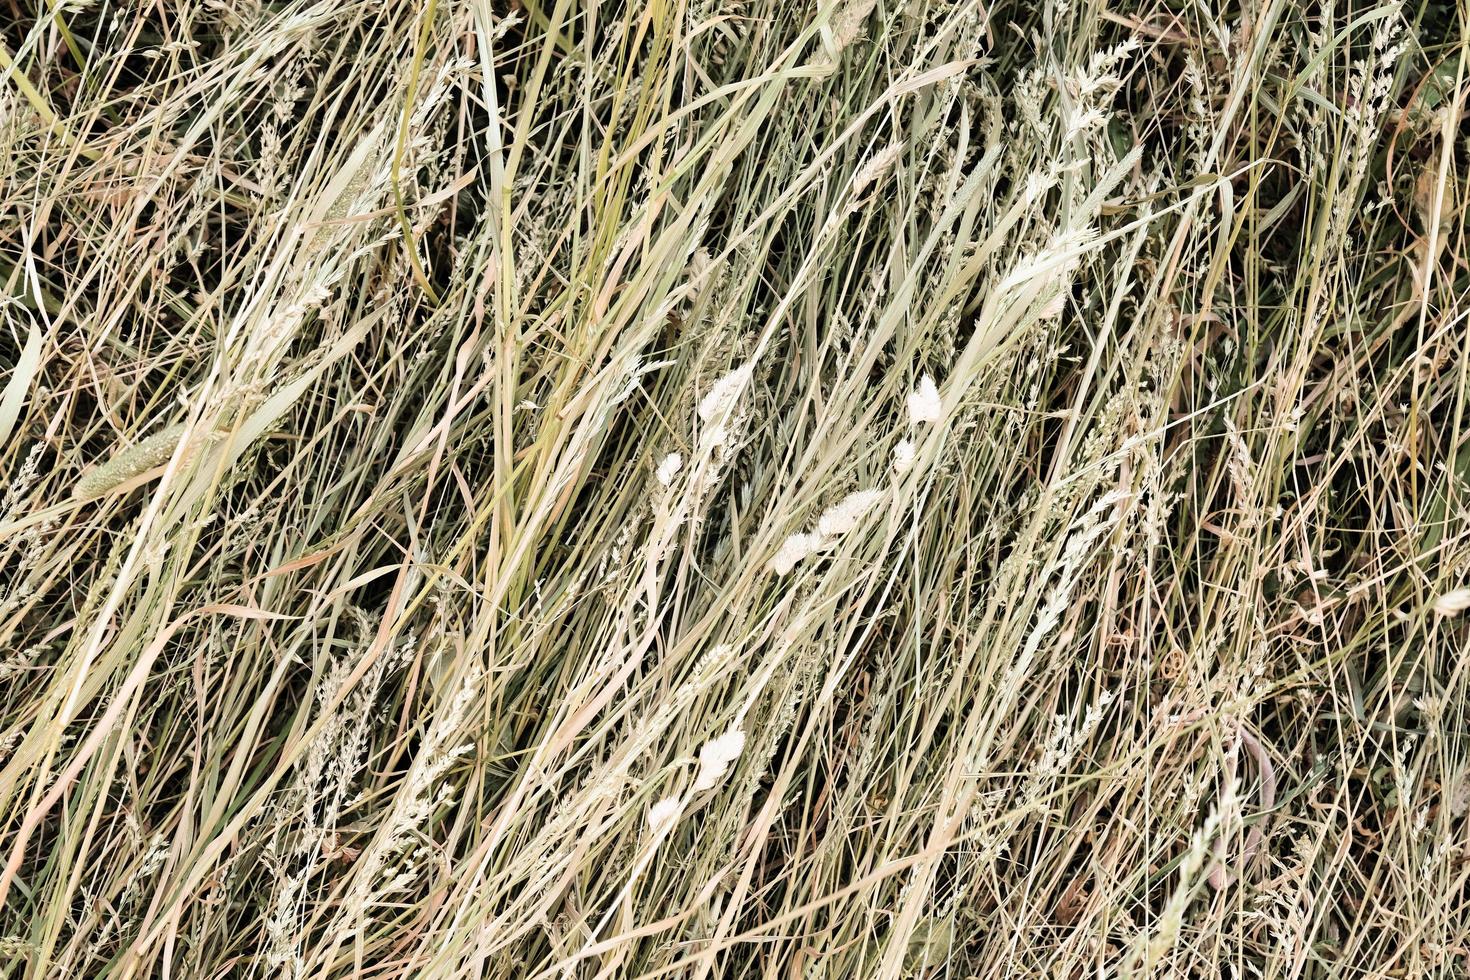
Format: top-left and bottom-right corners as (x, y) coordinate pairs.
(698, 364), (752, 425)
(1433, 589), (1470, 616)
(699, 426), (729, 452)
(816, 488), (884, 539)
(647, 796), (684, 831)
(1039, 289), (1069, 320)
(694, 728), (746, 791)
(907, 374), (941, 425)
(892, 439), (915, 474)
(655, 452), (683, 486)
(769, 531), (825, 575)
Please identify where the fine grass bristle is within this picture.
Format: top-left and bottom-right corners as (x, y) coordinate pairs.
(2, 0), (1469, 977)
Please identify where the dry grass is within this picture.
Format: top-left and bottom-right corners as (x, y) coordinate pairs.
(2, 0), (1469, 977)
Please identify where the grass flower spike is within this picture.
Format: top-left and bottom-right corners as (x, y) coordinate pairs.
(907, 374), (942, 425)
(693, 728), (747, 792)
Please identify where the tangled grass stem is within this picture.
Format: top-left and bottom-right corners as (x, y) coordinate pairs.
(1, 0), (1468, 977)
